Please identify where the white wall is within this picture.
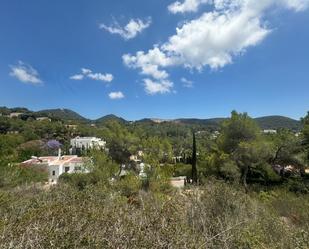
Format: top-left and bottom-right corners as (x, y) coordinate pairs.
(70, 137), (106, 150)
(48, 162), (89, 184)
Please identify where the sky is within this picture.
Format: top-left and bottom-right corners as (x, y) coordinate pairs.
(0, 0), (309, 120)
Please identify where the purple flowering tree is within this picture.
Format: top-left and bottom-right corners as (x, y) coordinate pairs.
(46, 140), (62, 150)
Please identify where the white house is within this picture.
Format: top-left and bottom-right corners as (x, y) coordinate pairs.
(21, 155), (90, 184)
(9, 112), (23, 118)
(36, 117), (51, 122)
(139, 163), (148, 178)
(70, 136), (106, 150)
(211, 131), (220, 139)
(263, 129), (277, 134)
(170, 176), (186, 188)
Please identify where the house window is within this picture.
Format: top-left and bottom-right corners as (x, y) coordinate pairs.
(65, 167), (70, 173)
(75, 166), (81, 171)
(52, 171), (55, 176)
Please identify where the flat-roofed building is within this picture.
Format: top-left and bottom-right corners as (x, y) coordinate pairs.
(70, 136), (106, 150)
(263, 129), (277, 134)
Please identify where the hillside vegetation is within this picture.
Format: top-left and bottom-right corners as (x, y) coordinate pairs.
(0, 107), (302, 131)
(36, 108), (88, 122)
(0, 109), (309, 248)
(255, 116), (302, 131)
(1, 180), (309, 248)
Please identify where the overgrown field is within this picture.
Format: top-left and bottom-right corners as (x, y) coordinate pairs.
(1, 180), (308, 249)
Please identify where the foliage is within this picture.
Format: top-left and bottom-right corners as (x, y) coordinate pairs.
(255, 115), (302, 131)
(268, 129), (302, 166)
(143, 165), (173, 193)
(17, 140), (45, 161)
(218, 111), (261, 154)
(114, 173), (142, 197)
(59, 173), (99, 191)
(0, 181), (309, 248)
(191, 131), (198, 183)
(0, 163), (48, 188)
(36, 108), (87, 122)
(0, 107), (309, 248)
(89, 150), (119, 184)
(302, 112), (309, 161)
(173, 163), (191, 177)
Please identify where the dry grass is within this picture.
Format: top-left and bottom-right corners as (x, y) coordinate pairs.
(0, 180), (308, 249)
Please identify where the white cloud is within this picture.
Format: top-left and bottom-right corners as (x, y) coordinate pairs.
(69, 74), (84, 80)
(181, 77), (194, 88)
(100, 18), (152, 40)
(123, 47), (174, 80)
(168, 0), (210, 14)
(109, 91), (125, 99)
(282, 0), (309, 11)
(88, 73), (114, 82)
(70, 68), (113, 82)
(81, 68), (92, 75)
(123, 47), (176, 94)
(211, 0), (309, 12)
(162, 8), (270, 70)
(124, 0), (309, 94)
(10, 61), (43, 85)
(143, 79), (173, 95)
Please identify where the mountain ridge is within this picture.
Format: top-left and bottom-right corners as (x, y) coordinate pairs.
(0, 107), (302, 130)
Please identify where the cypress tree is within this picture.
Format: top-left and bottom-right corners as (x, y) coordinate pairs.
(191, 130), (198, 184)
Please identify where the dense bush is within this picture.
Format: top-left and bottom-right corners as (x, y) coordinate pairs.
(173, 163), (191, 177)
(59, 173), (100, 190)
(0, 162), (48, 189)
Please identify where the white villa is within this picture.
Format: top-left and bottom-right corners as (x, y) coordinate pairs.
(36, 117), (51, 122)
(21, 154), (90, 184)
(70, 136), (106, 150)
(9, 112), (24, 118)
(263, 129), (277, 134)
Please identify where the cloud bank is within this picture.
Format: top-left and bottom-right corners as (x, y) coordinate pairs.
(124, 0), (309, 94)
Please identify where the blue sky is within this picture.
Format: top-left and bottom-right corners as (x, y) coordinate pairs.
(0, 0), (308, 120)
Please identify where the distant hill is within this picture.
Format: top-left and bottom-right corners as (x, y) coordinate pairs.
(36, 109), (87, 122)
(136, 116), (302, 131)
(135, 118), (225, 126)
(135, 118), (156, 124)
(254, 116), (301, 131)
(175, 118), (226, 126)
(0, 106), (302, 131)
(95, 114), (127, 124)
(0, 106), (31, 115)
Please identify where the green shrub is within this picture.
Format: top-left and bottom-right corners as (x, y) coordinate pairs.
(286, 179), (309, 194)
(59, 173), (99, 190)
(173, 163), (191, 177)
(114, 173), (142, 197)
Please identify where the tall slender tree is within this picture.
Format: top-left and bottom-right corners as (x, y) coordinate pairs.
(191, 130), (198, 184)
(302, 112), (309, 160)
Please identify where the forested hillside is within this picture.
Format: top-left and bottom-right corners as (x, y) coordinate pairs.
(36, 108), (88, 122)
(255, 115), (301, 131)
(0, 108), (308, 248)
(0, 107), (302, 131)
